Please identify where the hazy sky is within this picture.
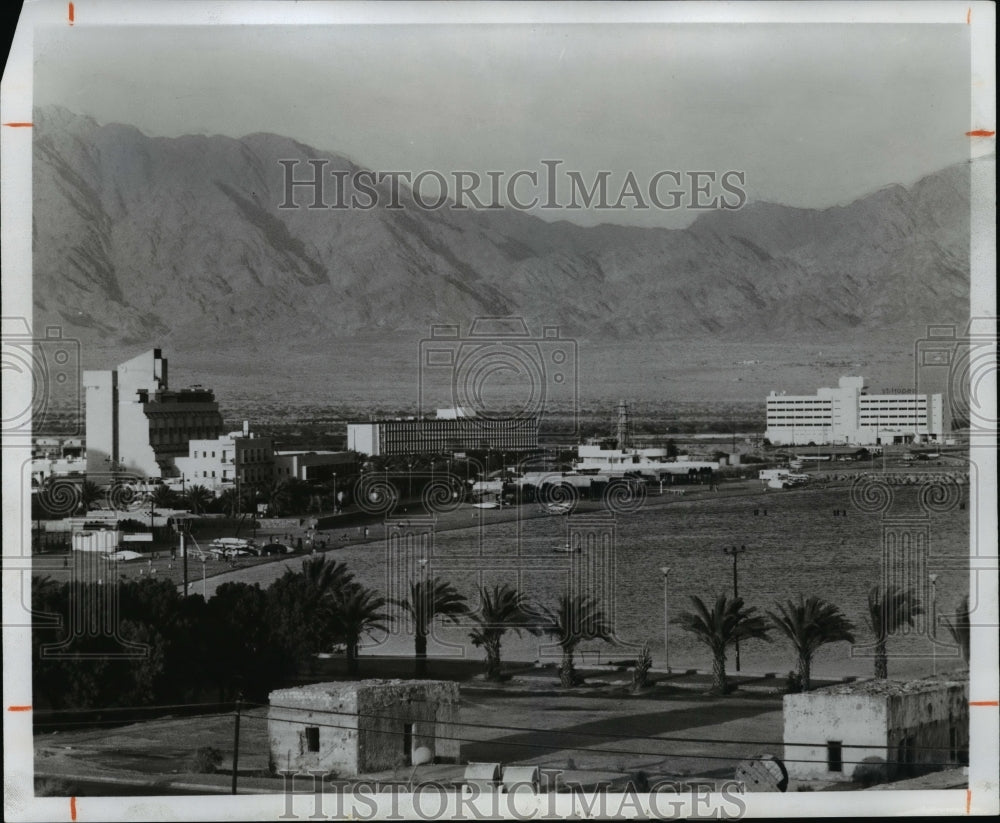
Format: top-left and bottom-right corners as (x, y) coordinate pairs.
(34, 22), (975, 227)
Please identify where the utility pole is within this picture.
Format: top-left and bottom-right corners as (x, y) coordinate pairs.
(231, 692), (242, 794)
(723, 545), (747, 671)
(181, 527), (188, 597)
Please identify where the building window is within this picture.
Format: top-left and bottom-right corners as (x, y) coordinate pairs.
(827, 741), (843, 772)
(305, 726), (320, 752)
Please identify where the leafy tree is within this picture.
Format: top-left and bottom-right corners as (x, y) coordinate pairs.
(865, 584), (923, 679)
(206, 582), (289, 702)
(468, 584), (539, 681)
(673, 594), (772, 694)
(392, 577), (468, 676)
(943, 594), (970, 664)
(767, 595), (855, 691)
(330, 583), (390, 675)
(538, 594), (612, 688)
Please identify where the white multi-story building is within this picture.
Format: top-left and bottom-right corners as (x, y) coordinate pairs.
(174, 423), (275, 495)
(765, 376), (944, 446)
(83, 349), (225, 479)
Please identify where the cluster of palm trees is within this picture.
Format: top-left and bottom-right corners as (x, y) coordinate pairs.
(674, 584), (968, 695)
(278, 555), (613, 685)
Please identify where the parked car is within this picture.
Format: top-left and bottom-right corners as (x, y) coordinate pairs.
(260, 542), (292, 556)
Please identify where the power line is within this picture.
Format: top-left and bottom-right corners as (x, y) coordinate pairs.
(256, 699), (964, 754)
(250, 709), (963, 769)
(30, 696), (967, 759)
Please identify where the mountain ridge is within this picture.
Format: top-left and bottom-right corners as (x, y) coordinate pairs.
(32, 105), (971, 361)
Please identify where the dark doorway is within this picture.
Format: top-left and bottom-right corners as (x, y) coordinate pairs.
(402, 723), (413, 766)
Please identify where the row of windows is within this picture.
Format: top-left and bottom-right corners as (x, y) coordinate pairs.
(376, 421), (539, 456)
(150, 430), (221, 446)
(147, 413), (223, 429)
(192, 450), (232, 460)
(859, 407), (927, 412)
(238, 447), (271, 463)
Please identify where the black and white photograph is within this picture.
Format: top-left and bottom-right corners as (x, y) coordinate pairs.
(2, 1), (996, 820)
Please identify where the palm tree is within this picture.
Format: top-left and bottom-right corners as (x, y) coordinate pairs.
(673, 594), (772, 694)
(538, 594), (612, 688)
(151, 484), (177, 509)
(330, 583), (390, 675)
(865, 584), (923, 679)
(78, 480), (103, 513)
(298, 554), (355, 595)
(392, 576), (468, 676)
(943, 594), (970, 664)
(184, 484), (212, 515)
(263, 480), (292, 517)
(468, 584), (539, 681)
(767, 595), (855, 692)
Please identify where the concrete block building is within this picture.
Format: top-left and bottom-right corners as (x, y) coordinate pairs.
(783, 674), (968, 783)
(268, 680), (460, 776)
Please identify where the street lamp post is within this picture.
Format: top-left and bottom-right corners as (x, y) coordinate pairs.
(929, 572), (939, 674)
(660, 566), (672, 672)
(928, 573), (938, 639)
(723, 545), (748, 671)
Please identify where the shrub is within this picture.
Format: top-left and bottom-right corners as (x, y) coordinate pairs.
(35, 778), (73, 797)
(632, 642), (653, 690)
(190, 746), (224, 774)
(785, 670), (802, 694)
(851, 757), (888, 787)
(629, 770), (650, 792)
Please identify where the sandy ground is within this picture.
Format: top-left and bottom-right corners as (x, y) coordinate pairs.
(35, 668), (791, 796)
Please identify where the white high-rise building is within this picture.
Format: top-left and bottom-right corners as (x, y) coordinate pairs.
(765, 376), (944, 446)
(83, 349), (224, 479)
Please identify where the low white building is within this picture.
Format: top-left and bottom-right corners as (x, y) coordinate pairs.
(173, 424), (274, 495)
(268, 680), (460, 776)
(273, 450), (354, 482)
(783, 674), (968, 783)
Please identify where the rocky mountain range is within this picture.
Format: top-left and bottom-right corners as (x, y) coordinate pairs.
(32, 104), (971, 363)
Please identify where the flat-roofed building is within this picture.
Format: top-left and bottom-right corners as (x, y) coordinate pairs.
(174, 423), (274, 496)
(273, 450), (356, 482)
(268, 680), (460, 776)
(347, 414), (538, 457)
(765, 376), (943, 446)
(783, 674), (968, 783)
